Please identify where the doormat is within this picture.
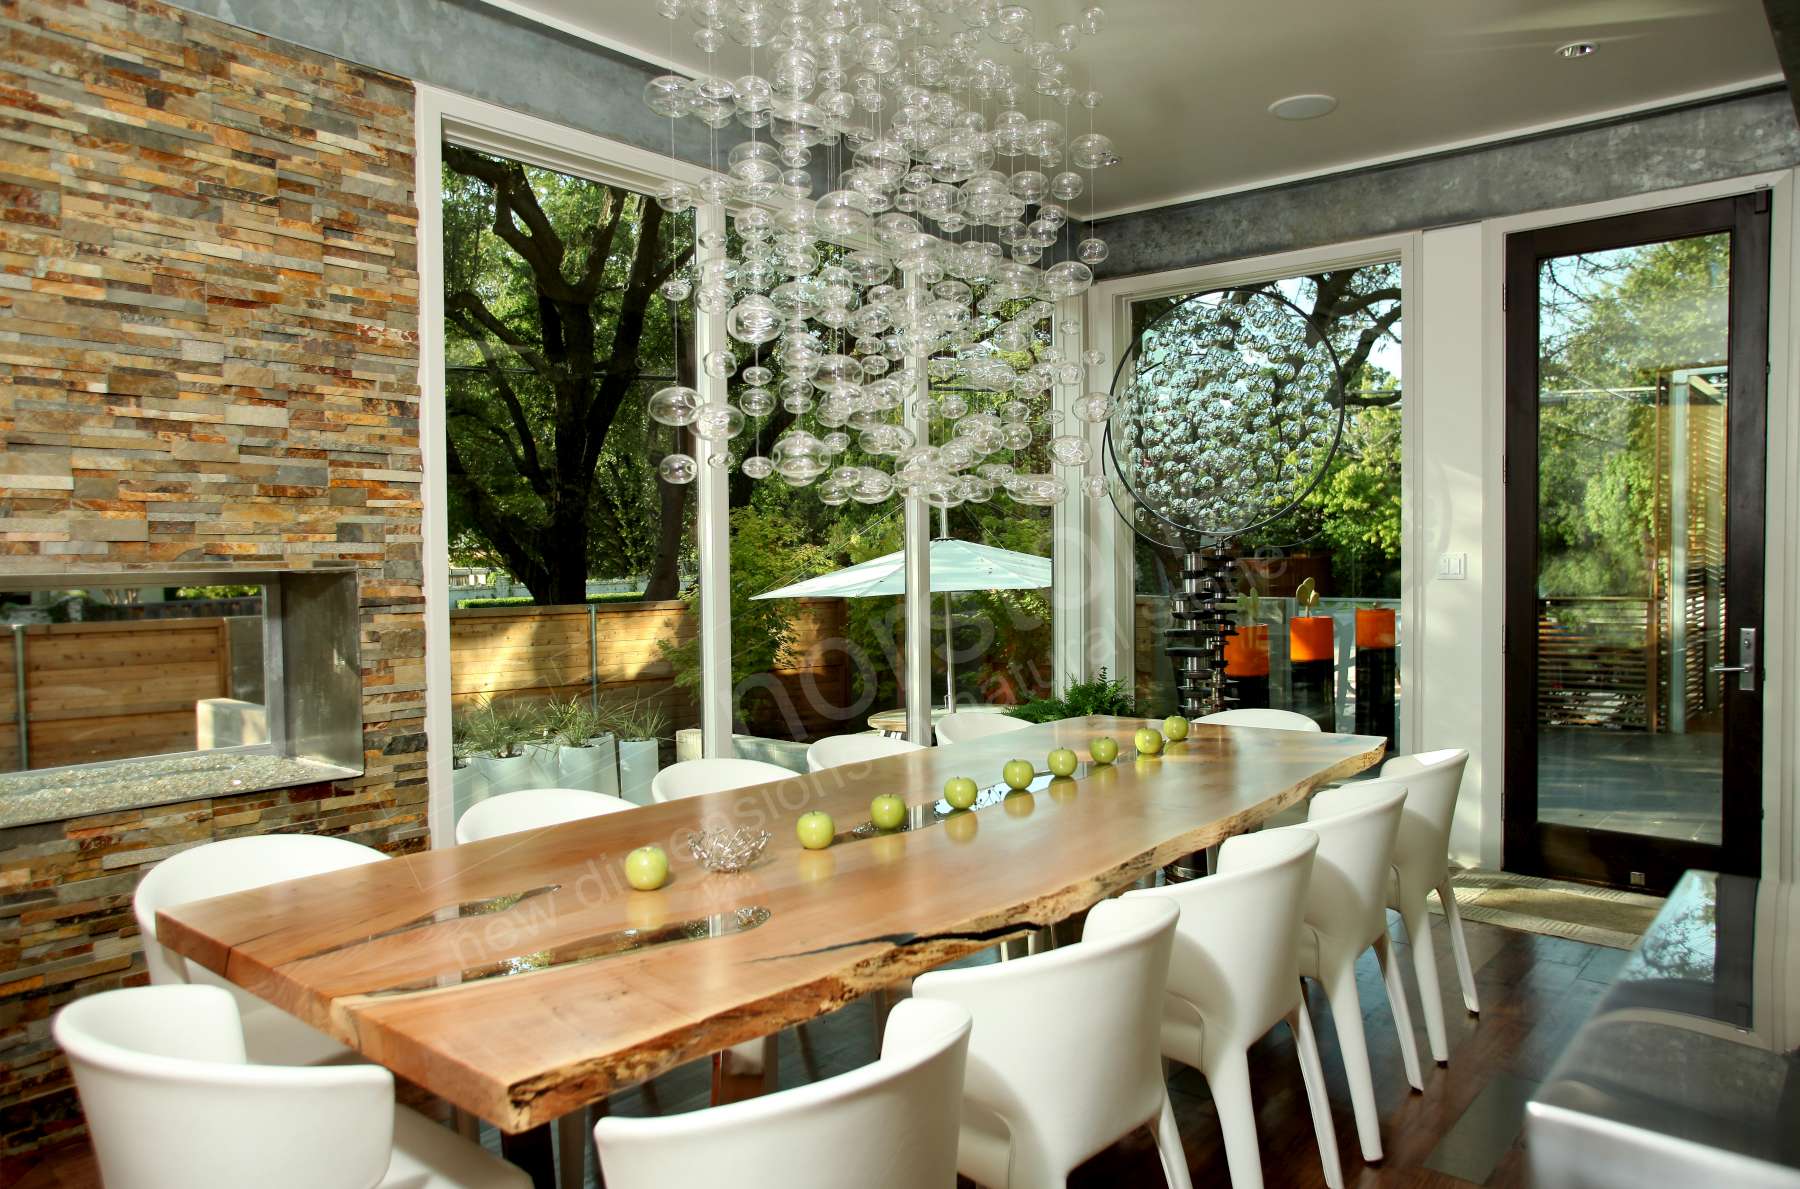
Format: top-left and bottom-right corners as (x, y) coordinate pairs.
(1428, 870), (1662, 950)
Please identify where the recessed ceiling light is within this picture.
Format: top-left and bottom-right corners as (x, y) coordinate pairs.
(1557, 41), (1598, 59)
(1268, 94), (1338, 121)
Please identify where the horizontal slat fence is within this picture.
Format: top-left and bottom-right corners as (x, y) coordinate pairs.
(447, 598), (852, 738)
(0, 619), (232, 770)
(1536, 597), (1656, 730)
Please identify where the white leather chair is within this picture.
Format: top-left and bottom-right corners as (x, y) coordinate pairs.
(1292, 780), (1423, 1162)
(454, 787), (636, 845)
(594, 998), (971, 1189)
(650, 757), (796, 802)
(1382, 748), (1477, 1063)
(133, 834), (383, 1065)
(55, 984), (529, 1189)
(805, 733), (924, 772)
(1127, 829), (1343, 1189)
(1196, 708), (1322, 732)
(933, 711), (1032, 746)
(913, 897), (1193, 1189)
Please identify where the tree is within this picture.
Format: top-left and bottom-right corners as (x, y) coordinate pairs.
(441, 147), (694, 604)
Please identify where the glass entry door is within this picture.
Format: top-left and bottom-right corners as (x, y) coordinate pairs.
(1504, 194), (1769, 891)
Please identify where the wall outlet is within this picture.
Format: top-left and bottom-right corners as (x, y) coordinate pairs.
(1436, 552), (1469, 580)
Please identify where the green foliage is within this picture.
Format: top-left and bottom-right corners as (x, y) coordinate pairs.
(1008, 668), (1137, 723)
(175, 584), (260, 599)
(452, 697), (543, 758)
(597, 693), (670, 742)
(542, 694), (607, 747)
(456, 591), (645, 608)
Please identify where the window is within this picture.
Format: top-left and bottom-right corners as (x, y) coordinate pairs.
(437, 144), (698, 813)
(1125, 261), (1404, 742)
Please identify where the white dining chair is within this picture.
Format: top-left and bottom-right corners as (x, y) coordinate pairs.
(805, 733), (925, 772)
(912, 897), (1193, 1189)
(1381, 748), (1477, 1063)
(933, 710), (1032, 746)
(55, 984), (529, 1189)
(133, 833), (384, 1066)
(594, 998), (971, 1189)
(1196, 708), (1322, 732)
(650, 757), (796, 802)
(1126, 829), (1343, 1189)
(454, 787), (636, 845)
(1293, 780), (1422, 1162)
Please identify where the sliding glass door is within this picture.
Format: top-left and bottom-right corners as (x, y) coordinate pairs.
(1503, 194), (1769, 890)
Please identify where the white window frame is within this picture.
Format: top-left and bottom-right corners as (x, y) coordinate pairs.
(414, 86), (729, 846)
(1081, 234), (1423, 750)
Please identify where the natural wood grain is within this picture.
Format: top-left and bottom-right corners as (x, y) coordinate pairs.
(156, 717), (1384, 1131)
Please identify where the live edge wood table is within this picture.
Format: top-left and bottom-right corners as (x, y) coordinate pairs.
(156, 717), (1383, 1165)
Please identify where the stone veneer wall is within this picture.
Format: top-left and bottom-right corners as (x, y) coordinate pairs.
(0, 0), (422, 1165)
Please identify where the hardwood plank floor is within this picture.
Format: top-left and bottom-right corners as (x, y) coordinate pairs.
(8, 915), (1621, 1189)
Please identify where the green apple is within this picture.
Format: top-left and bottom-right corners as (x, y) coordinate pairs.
(943, 775), (979, 810)
(795, 811), (835, 850)
(1134, 727), (1165, 756)
(624, 845), (669, 892)
(1163, 715), (1190, 742)
(1047, 747), (1078, 778)
(869, 793), (906, 830)
(1089, 735), (1119, 764)
(1002, 758), (1036, 791)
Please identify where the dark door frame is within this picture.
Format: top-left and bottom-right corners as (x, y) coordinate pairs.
(1503, 192), (1770, 891)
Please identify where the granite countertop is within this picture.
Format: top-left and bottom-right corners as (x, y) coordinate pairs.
(0, 751), (361, 829)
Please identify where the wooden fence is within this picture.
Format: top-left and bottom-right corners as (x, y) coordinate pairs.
(447, 598), (854, 739)
(1536, 597), (1656, 730)
(0, 619), (233, 771)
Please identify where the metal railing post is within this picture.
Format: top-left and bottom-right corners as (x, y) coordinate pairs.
(12, 624), (28, 770)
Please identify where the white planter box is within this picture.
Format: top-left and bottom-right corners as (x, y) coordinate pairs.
(617, 738), (660, 805)
(452, 762), (488, 823)
(473, 752), (542, 797)
(558, 736), (619, 796)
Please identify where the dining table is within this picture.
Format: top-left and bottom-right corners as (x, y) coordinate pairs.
(156, 716), (1385, 1170)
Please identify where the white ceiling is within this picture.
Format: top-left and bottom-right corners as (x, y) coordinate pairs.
(481, 0), (1783, 217)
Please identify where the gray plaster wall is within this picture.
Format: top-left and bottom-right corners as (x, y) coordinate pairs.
(1093, 86), (1800, 278)
(166, 0), (719, 167)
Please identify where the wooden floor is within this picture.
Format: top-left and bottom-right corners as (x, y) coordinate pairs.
(11, 913), (1624, 1188)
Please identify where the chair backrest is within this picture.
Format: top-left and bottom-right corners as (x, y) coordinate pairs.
(805, 733), (924, 772)
(455, 787), (636, 845)
(933, 711), (1032, 746)
(911, 897), (1178, 1184)
(594, 998), (971, 1189)
(54, 985), (395, 1189)
(1300, 780), (1409, 945)
(134, 834), (385, 988)
(1380, 749), (1469, 874)
(1126, 828), (1318, 1053)
(1195, 708), (1322, 732)
(650, 757), (797, 803)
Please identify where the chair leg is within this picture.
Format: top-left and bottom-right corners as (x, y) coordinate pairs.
(1202, 1047), (1263, 1189)
(1374, 934), (1424, 1092)
(1316, 969), (1383, 1162)
(1287, 1005), (1345, 1189)
(1399, 896), (1449, 1064)
(1439, 876), (1480, 1015)
(1153, 1091), (1195, 1189)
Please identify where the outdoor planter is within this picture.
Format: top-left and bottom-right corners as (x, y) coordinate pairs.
(1289, 615), (1336, 731)
(451, 759), (488, 820)
(1224, 624), (1271, 709)
(473, 751), (543, 797)
(558, 734), (620, 797)
(617, 738), (660, 805)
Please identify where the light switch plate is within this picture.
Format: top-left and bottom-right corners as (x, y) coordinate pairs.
(1436, 552), (1468, 580)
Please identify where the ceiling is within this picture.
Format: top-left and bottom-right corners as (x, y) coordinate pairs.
(480, 0), (1783, 217)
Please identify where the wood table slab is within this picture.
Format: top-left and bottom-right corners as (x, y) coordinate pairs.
(156, 716), (1384, 1131)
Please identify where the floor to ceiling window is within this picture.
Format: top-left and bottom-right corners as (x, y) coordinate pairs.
(1124, 260), (1405, 744)
(437, 142), (698, 815)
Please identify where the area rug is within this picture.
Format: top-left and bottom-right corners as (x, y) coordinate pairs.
(1428, 870), (1662, 950)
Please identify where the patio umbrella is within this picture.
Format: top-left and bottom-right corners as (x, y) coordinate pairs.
(753, 538), (1051, 710)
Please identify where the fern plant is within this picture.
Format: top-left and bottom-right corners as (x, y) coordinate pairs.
(1007, 668), (1137, 722)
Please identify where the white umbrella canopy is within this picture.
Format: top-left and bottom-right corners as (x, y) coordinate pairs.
(753, 538), (1051, 714)
(751, 538), (1051, 600)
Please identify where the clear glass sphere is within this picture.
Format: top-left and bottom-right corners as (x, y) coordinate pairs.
(648, 385), (701, 427)
(658, 452), (698, 484)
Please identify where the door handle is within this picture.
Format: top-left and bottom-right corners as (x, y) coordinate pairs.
(1710, 628), (1757, 692)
